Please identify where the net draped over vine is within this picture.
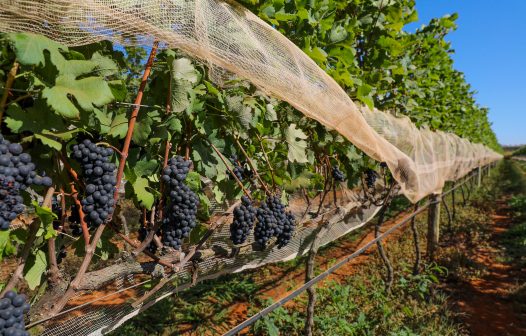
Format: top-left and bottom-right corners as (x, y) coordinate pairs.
(0, 0), (500, 202)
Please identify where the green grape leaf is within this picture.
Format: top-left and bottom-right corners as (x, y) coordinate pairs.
(24, 249), (47, 290)
(134, 160), (159, 177)
(185, 171), (202, 192)
(285, 124), (309, 163)
(108, 113), (129, 138)
(265, 103), (278, 121)
(91, 51), (119, 76)
(33, 200), (58, 239)
(132, 177), (155, 210)
(8, 32), (67, 67)
(226, 95), (254, 129)
(172, 58), (200, 84)
(5, 104), (66, 134)
(131, 113), (153, 145)
(33, 134), (62, 151)
(0, 230), (16, 262)
(42, 74), (114, 119)
(171, 79), (192, 113)
(163, 115), (183, 133)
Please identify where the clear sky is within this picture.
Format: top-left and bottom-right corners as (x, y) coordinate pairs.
(406, 1), (526, 146)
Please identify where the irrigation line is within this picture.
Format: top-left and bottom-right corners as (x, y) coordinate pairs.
(222, 167), (485, 336)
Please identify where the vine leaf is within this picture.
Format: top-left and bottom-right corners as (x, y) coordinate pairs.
(185, 172), (202, 192)
(0, 231), (16, 262)
(226, 95), (254, 129)
(32, 201), (58, 239)
(265, 103), (278, 121)
(8, 32), (67, 67)
(24, 249), (47, 290)
(5, 104), (66, 134)
(169, 58), (200, 113)
(42, 74), (114, 119)
(285, 124), (309, 163)
(133, 160), (159, 177)
(108, 113), (129, 138)
(132, 177), (155, 210)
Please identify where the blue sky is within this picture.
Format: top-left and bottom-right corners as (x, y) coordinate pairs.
(406, 1), (526, 146)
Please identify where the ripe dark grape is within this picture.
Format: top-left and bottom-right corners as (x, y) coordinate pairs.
(365, 169), (378, 188)
(71, 139), (116, 228)
(138, 226), (158, 254)
(0, 290), (30, 336)
(161, 156), (199, 249)
(51, 198), (63, 231)
(0, 134), (51, 230)
(229, 155), (245, 181)
(67, 204), (83, 236)
(332, 166), (346, 182)
(230, 195), (257, 245)
(254, 195), (295, 248)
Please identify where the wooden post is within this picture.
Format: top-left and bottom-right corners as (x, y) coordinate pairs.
(427, 194), (441, 260)
(477, 166), (482, 187)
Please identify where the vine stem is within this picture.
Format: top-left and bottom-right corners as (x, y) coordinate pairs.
(255, 134), (276, 189)
(233, 136), (270, 195)
(49, 41), (159, 316)
(59, 153), (91, 245)
(207, 139), (252, 200)
(1, 187), (55, 296)
(0, 61), (19, 124)
(95, 142), (123, 157)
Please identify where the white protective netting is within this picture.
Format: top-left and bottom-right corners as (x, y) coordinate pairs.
(0, 0), (501, 202)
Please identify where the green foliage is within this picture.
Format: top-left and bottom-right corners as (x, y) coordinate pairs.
(239, 0), (499, 151)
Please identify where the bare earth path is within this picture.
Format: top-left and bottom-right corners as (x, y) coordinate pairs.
(448, 200), (526, 336)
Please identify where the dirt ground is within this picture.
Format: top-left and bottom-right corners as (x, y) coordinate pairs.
(447, 199), (526, 336)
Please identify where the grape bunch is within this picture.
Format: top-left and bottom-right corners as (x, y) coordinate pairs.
(254, 201), (276, 247)
(138, 226), (158, 254)
(332, 166), (346, 182)
(254, 195), (296, 248)
(230, 195), (257, 245)
(71, 139), (117, 228)
(229, 155), (245, 181)
(0, 134), (51, 230)
(365, 169), (378, 188)
(161, 156), (199, 249)
(0, 290), (30, 336)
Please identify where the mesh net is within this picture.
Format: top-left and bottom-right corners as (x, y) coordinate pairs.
(36, 185), (384, 335)
(0, 0), (501, 203)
